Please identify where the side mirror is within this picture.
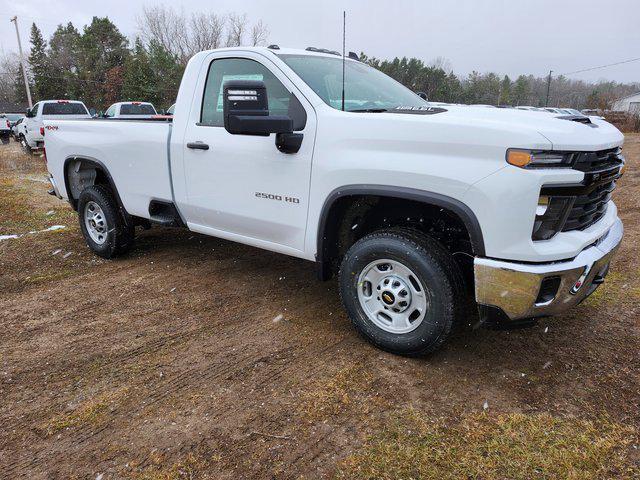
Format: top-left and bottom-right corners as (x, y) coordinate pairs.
(223, 80), (292, 136)
(25, 108), (34, 118)
(416, 91), (428, 100)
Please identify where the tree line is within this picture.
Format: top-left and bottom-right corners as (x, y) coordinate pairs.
(0, 7), (637, 112)
(361, 54), (639, 110)
(0, 6), (269, 112)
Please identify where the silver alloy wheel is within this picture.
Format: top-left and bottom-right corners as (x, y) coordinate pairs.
(357, 259), (429, 334)
(84, 201), (108, 245)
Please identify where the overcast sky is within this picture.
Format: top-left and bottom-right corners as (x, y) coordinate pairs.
(0, 0), (638, 83)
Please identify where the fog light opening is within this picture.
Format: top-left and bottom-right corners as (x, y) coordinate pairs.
(535, 276), (561, 306)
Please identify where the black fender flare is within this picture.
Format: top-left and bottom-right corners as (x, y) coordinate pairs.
(315, 184), (485, 278)
(63, 156), (130, 221)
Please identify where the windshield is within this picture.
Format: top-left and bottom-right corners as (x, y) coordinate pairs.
(278, 54), (428, 111)
(42, 102), (88, 115)
(120, 104), (156, 115)
(4, 114), (23, 121)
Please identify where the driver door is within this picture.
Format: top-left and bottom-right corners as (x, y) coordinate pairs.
(180, 53), (316, 254)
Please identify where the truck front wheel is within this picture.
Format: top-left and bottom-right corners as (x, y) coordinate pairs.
(77, 185), (134, 258)
(339, 229), (464, 356)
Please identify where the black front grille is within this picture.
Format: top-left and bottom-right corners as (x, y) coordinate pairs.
(572, 148), (623, 178)
(540, 148), (623, 234)
(562, 180), (616, 231)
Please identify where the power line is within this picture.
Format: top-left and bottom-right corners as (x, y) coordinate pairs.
(560, 57), (640, 76)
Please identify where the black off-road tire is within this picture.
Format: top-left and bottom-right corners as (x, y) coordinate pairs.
(339, 228), (465, 356)
(77, 185), (134, 259)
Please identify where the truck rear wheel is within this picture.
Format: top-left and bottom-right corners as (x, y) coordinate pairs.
(339, 229), (463, 356)
(77, 185), (134, 258)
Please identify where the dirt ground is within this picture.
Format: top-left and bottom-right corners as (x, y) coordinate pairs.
(0, 137), (638, 479)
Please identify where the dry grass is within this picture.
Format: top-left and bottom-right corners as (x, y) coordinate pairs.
(338, 410), (639, 480)
(0, 176), (75, 233)
(127, 454), (209, 480)
(298, 364), (385, 422)
(42, 388), (130, 436)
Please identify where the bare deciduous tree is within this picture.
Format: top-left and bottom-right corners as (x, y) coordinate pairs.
(225, 13), (248, 47)
(250, 20), (269, 47)
(138, 7), (267, 65)
(190, 12), (225, 52)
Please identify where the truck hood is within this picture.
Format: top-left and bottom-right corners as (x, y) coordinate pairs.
(427, 106), (624, 151)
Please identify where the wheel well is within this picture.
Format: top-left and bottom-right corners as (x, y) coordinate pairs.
(64, 158), (120, 211)
(317, 193), (481, 283)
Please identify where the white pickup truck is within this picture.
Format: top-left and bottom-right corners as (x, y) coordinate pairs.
(43, 47), (625, 355)
(20, 100), (90, 152)
(103, 101), (158, 119)
(0, 114), (11, 144)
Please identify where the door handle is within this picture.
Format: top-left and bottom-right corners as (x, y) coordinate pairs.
(187, 142), (209, 150)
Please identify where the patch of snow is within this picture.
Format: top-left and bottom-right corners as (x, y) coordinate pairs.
(62, 252), (72, 259)
(544, 327), (549, 333)
(170, 287), (176, 293)
(46, 210), (55, 216)
(542, 361), (552, 370)
(0, 225), (66, 242)
(482, 400), (489, 410)
(52, 249), (62, 255)
(272, 314), (284, 323)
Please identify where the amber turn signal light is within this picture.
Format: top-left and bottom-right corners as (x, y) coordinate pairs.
(507, 150), (533, 167)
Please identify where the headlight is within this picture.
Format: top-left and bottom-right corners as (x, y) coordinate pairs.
(506, 149), (574, 168)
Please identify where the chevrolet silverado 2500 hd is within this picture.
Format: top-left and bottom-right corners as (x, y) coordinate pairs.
(43, 47), (625, 355)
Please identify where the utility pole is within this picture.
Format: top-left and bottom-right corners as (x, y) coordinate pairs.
(10, 16), (33, 109)
(545, 70), (553, 107)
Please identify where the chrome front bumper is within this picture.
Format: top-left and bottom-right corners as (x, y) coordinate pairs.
(474, 218), (623, 320)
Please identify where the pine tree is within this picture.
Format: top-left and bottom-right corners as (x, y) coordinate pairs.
(512, 75), (530, 106)
(147, 41), (183, 108)
(28, 23), (53, 101)
(122, 39), (154, 102)
(48, 23), (82, 100)
(499, 75), (512, 105)
(78, 17), (130, 109)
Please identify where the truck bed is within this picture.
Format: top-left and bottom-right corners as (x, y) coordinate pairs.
(43, 118), (174, 219)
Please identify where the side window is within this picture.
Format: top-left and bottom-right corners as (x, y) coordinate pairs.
(105, 105), (116, 117)
(200, 57), (306, 131)
(30, 103), (40, 118)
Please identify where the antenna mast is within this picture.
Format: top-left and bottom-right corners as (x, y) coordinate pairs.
(341, 11), (346, 111)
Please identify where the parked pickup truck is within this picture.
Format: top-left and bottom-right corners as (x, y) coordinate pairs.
(43, 47), (625, 355)
(21, 100), (90, 152)
(103, 101), (157, 119)
(0, 115), (11, 144)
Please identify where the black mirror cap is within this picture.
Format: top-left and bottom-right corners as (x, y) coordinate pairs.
(417, 91), (428, 100)
(226, 114), (293, 136)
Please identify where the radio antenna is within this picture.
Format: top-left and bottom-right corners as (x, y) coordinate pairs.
(341, 11), (346, 111)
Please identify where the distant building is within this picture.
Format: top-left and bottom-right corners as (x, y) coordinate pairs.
(611, 92), (640, 114)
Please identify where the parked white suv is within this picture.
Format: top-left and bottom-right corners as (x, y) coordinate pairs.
(103, 102), (157, 119)
(43, 47), (625, 355)
(20, 100), (90, 151)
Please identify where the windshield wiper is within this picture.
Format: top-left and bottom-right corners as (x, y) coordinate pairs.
(347, 108), (388, 113)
